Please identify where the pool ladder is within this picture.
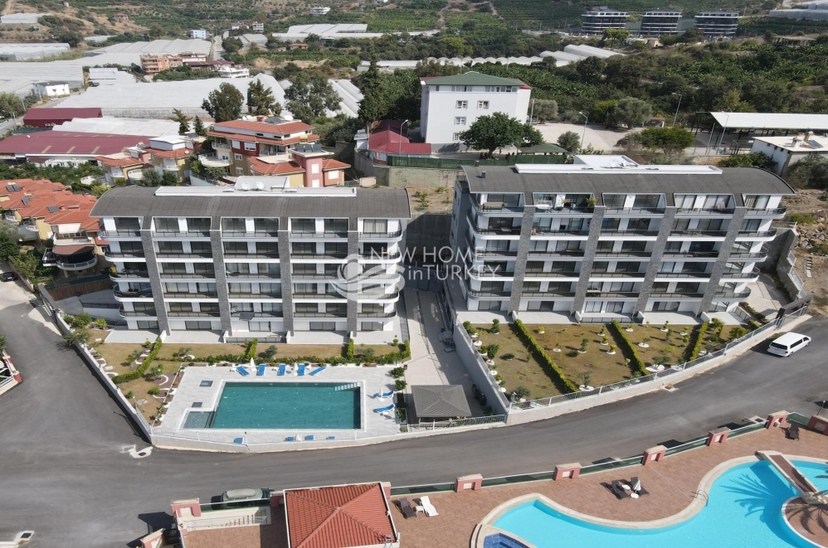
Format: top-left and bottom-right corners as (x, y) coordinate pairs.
(335, 383), (359, 391)
(692, 490), (709, 506)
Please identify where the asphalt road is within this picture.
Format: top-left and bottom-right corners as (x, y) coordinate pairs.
(1, 278), (827, 547)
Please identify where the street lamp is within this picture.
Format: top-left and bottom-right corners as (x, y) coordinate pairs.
(671, 92), (683, 127)
(398, 119), (410, 156)
(577, 111), (588, 151)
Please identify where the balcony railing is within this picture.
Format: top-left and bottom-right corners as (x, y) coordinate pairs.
(467, 289), (511, 298)
(521, 291), (576, 297)
(532, 227), (591, 236)
(661, 251), (719, 259)
(745, 207), (786, 216)
(527, 249), (586, 258)
(728, 246), (768, 259)
(359, 230), (403, 238)
(737, 229), (777, 238)
(99, 229), (141, 238)
(110, 269), (150, 279)
(291, 251), (348, 260)
(588, 271), (646, 278)
(291, 230), (348, 238)
(293, 311), (348, 318)
(721, 267), (761, 279)
(654, 271), (711, 278)
(154, 230), (211, 238)
(593, 251), (651, 258)
(533, 202), (594, 213)
(118, 307), (157, 317)
(471, 223), (523, 235)
(226, 271), (281, 279)
(714, 289), (751, 299)
(222, 230), (279, 238)
(293, 292), (345, 300)
(228, 292), (282, 299)
(473, 201), (524, 213)
(164, 292), (219, 299)
(114, 288), (153, 299)
(469, 269), (516, 278)
(599, 229), (660, 237)
(524, 271), (580, 277)
(669, 229), (728, 237)
(54, 256), (98, 270)
(224, 251), (280, 258)
(166, 310), (222, 317)
(603, 206), (666, 215)
(104, 248), (145, 259)
(358, 310), (397, 318)
(231, 311), (283, 318)
(676, 207), (735, 215)
(159, 271), (216, 279)
(585, 291), (640, 298)
(475, 249), (519, 258)
(155, 251), (213, 258)
(649, 292), (705, 299)
(360, 251), (401, 260)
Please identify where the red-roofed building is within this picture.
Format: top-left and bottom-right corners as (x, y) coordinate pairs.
(23, 107), (103, 128)
(358, 121), (433, 166)
(284, 483), (399, 548)
(0, 132), (151, 167)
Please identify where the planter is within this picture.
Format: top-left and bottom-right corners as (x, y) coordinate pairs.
(578, 350), (587, 354)
(486, 359), (495, 366)
(578, 385), (595, 392)
(471, 333), (479, 340)
(679, 332), (688, 337)
(552, 348), (562, 353)
(660, 328), (669, 332)
(600, 342), (609, 346)
(606, 350), (616, 355)
(473, 340), (483, 347)
(537, 330), (545, 335)
(625, 328), (634, 333)
(638, 343), (650, 348)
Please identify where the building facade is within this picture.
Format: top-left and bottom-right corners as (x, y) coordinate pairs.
(750, 134), (828, 176)
(420, 72), (531, 146)
(140, 54), (184, 74)
(34, 81), (70, 97)
(189, 29), (208, 39)
(449, 156), (792, 322)
(640, 10), (681, 36)
(695, 11), (739, 38)
(92, 185), (409, 338)
(580, 7), (630, 34)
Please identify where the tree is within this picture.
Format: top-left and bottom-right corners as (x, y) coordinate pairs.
(63, 327), (92, 348)
(193, 116), (207, 136)
(247, 79), (279, 117)
(201, 83), (244, 122)
(557, 131), (581, 153)
(356, 58), (386, 127)
(0, 92), (28, 119)
(0, 225), (18, 261)
(284, 72), (340, 122)
(637, 127), (694, 154)
(139, 169), (163, 187)
(788, 156), (828, 189)
(575, 56), (605, 84)
(161, 172), (178, 186)
(602, 28), (630, 48)
(0, 334), (6, 354)
(171, 108), (190, 135)
(459, 112), (543, 155)
(608, 97), (653, 129)
(718, 152), (776, 170)
(533, 100), (558, 123)
(222, 37), (243, 53)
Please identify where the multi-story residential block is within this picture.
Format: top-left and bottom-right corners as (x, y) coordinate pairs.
(695, 11), (739, 38)
(640, 10), (681, 36)
(189, 29), (208, 39)
(140, 54), (184, 75)
(143, 135), (193, 183)
(580, 7), (629, 34)
(420, 72), (531, 146)
(92, 184), (409, 338)
(310, 6), (331, 15)
(217, 65), (250, 78)
(95, 150), (149, 185)
(449, 156), (792, 322)
(251, 22), (265, 32)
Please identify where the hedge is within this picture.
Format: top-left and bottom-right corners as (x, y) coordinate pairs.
(113, 338), (163, 384)
(609, 321), (648, 377)
(345, 338), (355, 360)
(684, 322), (709, 362)
(512, 319), (577, 393)
(242, 338), (258, 361)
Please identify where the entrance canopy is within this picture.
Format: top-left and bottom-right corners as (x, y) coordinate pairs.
(711, 112), (828, 132)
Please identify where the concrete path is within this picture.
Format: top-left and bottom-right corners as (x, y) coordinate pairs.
(403, 288), (448, 386)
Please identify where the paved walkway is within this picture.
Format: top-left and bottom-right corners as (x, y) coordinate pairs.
(392, 424), (828, 548)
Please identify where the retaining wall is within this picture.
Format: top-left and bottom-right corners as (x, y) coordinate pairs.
(453, 325), (510, 415)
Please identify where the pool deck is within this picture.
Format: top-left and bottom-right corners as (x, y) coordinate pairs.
(154, 364), (402, 445)
(391, 423), (828, 548)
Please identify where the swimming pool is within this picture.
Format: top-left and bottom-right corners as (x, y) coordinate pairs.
(183, 382), (361, 430)
(492, 460), (828, 548)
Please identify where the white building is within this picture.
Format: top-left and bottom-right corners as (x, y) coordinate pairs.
(91, 185), (410, 338)
(189, 29), (208, 39)
(420, 72), (531, 147)
(251, 22), (264, 32)
(695, 11), (739, 38)
(750, 134), (828, 175)
(34, 81), (70, 97)
(310, 6), (331, 15)
(580, 7), (629, 34)
(218, 65), (250, 78)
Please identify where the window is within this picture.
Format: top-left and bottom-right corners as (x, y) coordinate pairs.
(477, 100), (489, 109)
(601, 218), (621, 231)
(185, 321), (213, 330)
(324, 219), (348, 234)
(549, 261), (576, 273)
(627, 218), (651, 231)
(452, 85), (471, 92)
(361, 322), (383, 331)
(621, 241), (647, 252)
(697, 219), (723, 231)
(190, 242), (212, 255)
(155, 217), (180, 232)
(525, 261), (544, 273)
(157, 241), (183, 254)
(603, 194), (626, 209)
(362, 219), (388, 234)
(453, 132), (464, 141)
(222, 218), (246, 232)
(223, 242), (249, 255)
(325, 243), (347, 257)
(454, 117), (467, 125)
(609, 282), (636, 292)
(477, 301), (502, 311)
(229, 283), (252, 294)
(703, 195), (731, 210)
(200, 303), (220, 314)
(186, 218), (210, 232)
(296, 303), (319, 314)
(233, 302), (254, 312)
(529, 240), (547, 252)
(311, 163), (320, 174)
(136, 321), (158, 330)
(615, 262), (640, 273)
(161, 263), (187, 274)
(196, 282), (216, 294)
(744, 195), (770, 209)
(253, 218), (278, 233)
(605, 302), (625, 313)
(293, 264), (318, 276)
(249, 321), (271, 332)
(292, 218), (315, 233)
(114, 217), (140, 231)
(261, 303), (282, 313)
(234, 153), (243, 161)
(675, 282), (700, 293)
(329, 170), (339, 179)
(456, 100), (468, 109)
(652, 282), (669, 293)
(294, 283), (316, 295)
(231, 140), (240, 148)
(168, 302), (193, 312)
(741, 219), (761, 232)
(632, 194), (661, 209)
(652, 301), (680, 312)
(292, 242), (315, 255)
(675, 194), (697, 209)
(310, 322), (336, 331)
(255, 242), (278, 256)
(236, 167), (244, 175)
(244, 142), (256, 151)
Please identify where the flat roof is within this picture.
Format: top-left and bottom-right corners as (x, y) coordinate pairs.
(54, 116), (181, 136)
(461, 164), (794, 206)
(753, 135), (828, 152)
(23, 107), (102, 121)
(412, 385), (472, 418)
(91, 186), (411, 220)
(423, 71), (527, 87)
(712, 112), (828, 131)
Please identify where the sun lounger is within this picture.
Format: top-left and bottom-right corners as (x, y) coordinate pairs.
(257, 364), (266, 376)
(373, 404), (394, 414)
(309, 366), (325, 376)
(277, 364), (286, 376)
(326, 435), (336, 440)
(234, 437), (244, 444)
(373, 390), (395, 399)
(419, 496), (438, 517)
(304, 434), (315, 441)
(398, 497), (417, 519)
(630, 477), (649, 496)
(787, 423), (800, 441)
(298, 364), (306, 376)
(611, 480), (630, 499)
(285, 436), (297, 442)
(237, 366), (250, 377)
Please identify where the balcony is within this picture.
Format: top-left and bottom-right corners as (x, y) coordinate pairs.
(104, 247), (145, 260)
(676, 208), (735, 215)
(159, 271), (216, 279)
(521, 290), (576, 298)
(713, 289), (751, 300)
(669, 229), (728, 238)
(291, 251), (347, 260)
(164, 292), (219, 299)
(198, 154), (231, 168)
(358, 310), (397, 318)
(155, 251), (213, 259)
(745, 207), (786, 217)
(291, 230), (348, 239)
(729, 246), (768, 260)
(43, 248), (98, 271)
(221, 230), (279, 239)
(661, 251), (719, 259)
(110, 268), (150, 281)
(228, 292), (282, 299)
(654, 271), (711, 278)
(99, 229), (141, 238)
(531, 227), (591, 237)
(524, 271), (580, 278)
(154, 230), (211, 238)
(527, 249), (586, 258)
(474, 249), (519, 258)
(359, 230), (403, 239)
(604, 207), (666, 215)
(118, 306), (157, 317)
(468, 268), (516, 279)
(113, 287), (153, 300)
(231, 311), (283, 319)
(593, 251), (651, 258)
(225, 250), (280, 259)
(599, 229), (660, 238)
(292, 292), (345, 300)
(473, 201), (524, 214)
(736, 229), (777, 239)
(533, 202), (594, 214)
(649, 292), (704, 299)
(213, 141), (231, 150)
(585, 291), (640, 299)
(589, 271), (646, 279)
(466, 289), (512, 298)
(721, 267), (760, 280)
(360, 251), (401, 261)
(166, 310), (222, 318)
(226, 271), (281, 279)
(293, 311), (348, 318)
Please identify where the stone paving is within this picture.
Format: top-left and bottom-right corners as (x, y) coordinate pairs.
(391, 423), (828, 548)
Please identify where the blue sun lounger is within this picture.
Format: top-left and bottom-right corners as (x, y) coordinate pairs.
(309, 366), (325, 376)
(373, 390), (394, 399)
(373, 404), (394, 413)
(298, 364), (306, 376)
(277, 363), (286, 376)
(285, 436), (297, 442)
(257, 364), (266, 376)
(234, 437), (244, 444)
(237, 366), (250, 376)
(304, 434), (315, 441)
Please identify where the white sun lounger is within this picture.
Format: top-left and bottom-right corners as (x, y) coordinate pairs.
(419, 496), (438, 517)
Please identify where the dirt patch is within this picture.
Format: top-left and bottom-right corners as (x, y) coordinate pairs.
(408, 186), (455, 214)
(785, 189), (828, 315)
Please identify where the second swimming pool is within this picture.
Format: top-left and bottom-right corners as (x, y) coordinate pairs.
(183, 382), (361, 430)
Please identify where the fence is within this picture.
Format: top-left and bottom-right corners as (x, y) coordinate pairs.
(403, 415), (506, 432)
(453, 323), (510, 415)
(386, 154), (565, 169)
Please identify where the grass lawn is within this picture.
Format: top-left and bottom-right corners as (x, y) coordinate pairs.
(473, 324), (564, 400)
(615, 325), (694, 366)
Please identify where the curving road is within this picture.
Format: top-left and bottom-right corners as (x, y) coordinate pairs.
(1, 279), (826, 547)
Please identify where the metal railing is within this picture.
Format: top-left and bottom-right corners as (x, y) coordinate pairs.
(402, 414), (506, 431)
(159, 272), (216, 279)
(599, 229), (660, 237)
(166, 311), (221, 317)
(155, 251), (213, 258)
(154, 230), (211, 237)
(579, 455), (645, 475)
(676, 207), (735, 215)
(359, 230), (403, 238)
(670, 229), (728, 237)
(222, 230), (279, 238)
(604, 207), (666, 215)
(99, 229), (141, 238)
(737, 229), (777, 238)
(104, 248), (145, 259)
(110, 269), (149, 278)
(118, 307), (157, 317)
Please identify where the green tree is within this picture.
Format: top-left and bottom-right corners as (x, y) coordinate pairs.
(437, 36), (472, 57)
(602, 28), (630, 48)
(139, 169), (163, 187)
(459, 112), (543, 155)
(193, 116), (207, 136)
(533, 99), (558, 123)
(247, 79), (279, 117)
(284, 72), (340, 122)
(0, 226), (18, 261)
(637, 127), (695, 154)
(0, 334), (6, 354)
(161, 172), (179, 186)
(0, 92), (28, 119)
(63, 327), (92, 348)
(788, 156), (828, 189)
(717, 152), (776, 170)
(222, 37), (243, 53)
(609, 97), (653, 129)
(356, 58), (386, 127)
(590, 100), (617, 127)
(171, 108), (190, 135)
(202, 83), (244, 122)
(557, 131), (581, 153)
(575, 56), (605, 84)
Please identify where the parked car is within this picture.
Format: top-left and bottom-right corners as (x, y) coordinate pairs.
(767, 332), (811, 357)
(1, 272), (18, 282)
(219, 488), (270, 509)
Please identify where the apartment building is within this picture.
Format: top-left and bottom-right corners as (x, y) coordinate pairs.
(695, 11), (740, 38)
(640, 10), (682, 36)
(580, 7), (630, 34)
(92, 184), (409, 338)
(144, 135), (193, 183)
(420, 72), (531, 146)
(449, 156), (792, 322)
(140, 54), (184, 75)
(189, 29), (208, 39)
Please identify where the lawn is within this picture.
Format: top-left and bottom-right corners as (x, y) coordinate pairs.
(614, 324), (694, 367)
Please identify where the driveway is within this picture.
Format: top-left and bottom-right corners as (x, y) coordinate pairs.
(1, 275), (827, 547)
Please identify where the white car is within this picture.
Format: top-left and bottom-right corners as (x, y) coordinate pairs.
(767, 332), (811, 357)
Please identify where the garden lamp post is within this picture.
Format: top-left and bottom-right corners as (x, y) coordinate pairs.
(398, 119), (410, 156)
(672, 92), (682, 127)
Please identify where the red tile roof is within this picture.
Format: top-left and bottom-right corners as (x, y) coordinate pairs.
(207, 130), (320, 147)
(248, 158), (304, 175)
(96, 154), (143, 167)
(213, 119), (314, 135)
(0, 132), (151, 157)
(0, 178), (99, 231)
(284, 483), (396, 548)
(322, 158), (350, 171)
(369, 129), (432, 155)
(147, 147), (192, 159)
(23, 107), (102, 123)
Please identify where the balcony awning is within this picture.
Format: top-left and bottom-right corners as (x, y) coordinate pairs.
(52, 244), (94, 257)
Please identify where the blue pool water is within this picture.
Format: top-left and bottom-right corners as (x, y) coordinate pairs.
(183, 382), (361, 429)
(493, 460), (828, 548)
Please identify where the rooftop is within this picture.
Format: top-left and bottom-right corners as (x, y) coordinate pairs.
(422, 71), (527, 88)
(712, 111), (828, 131)
(411, 385), (472, 419)
(284, 483), (398, 548)
(91, 185), (411, 220)
(369, 128), (432, 155)
(753, 134), (828, 152)
(0, 178), (99, 230)
(0, 132), (150, 157)
(23, 107), (102, 122)
(53, 116), (181, 136)
(213, 119), (314, 136)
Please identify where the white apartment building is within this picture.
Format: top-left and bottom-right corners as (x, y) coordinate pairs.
(34, 82), (70, 97)
(750, 134), (828, 175)
(580, 7), (630, 34)
(449, 156), (792, 323)
(420, 72), (531, 147)
(695, 11), (740, 38)
(189, 29), (208, 39)
(640, 10), (681, 36)
(92, 184), (410, 339)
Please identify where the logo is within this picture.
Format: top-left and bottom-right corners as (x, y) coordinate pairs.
(330, 253), (405, 300)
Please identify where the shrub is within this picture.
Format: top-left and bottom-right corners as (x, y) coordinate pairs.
(786, 213), (815, 224)
(394, 379), (407, 391)
(512, 385), (530, 399)
(580, 338), (589, 352)
(512, 320), (578, 393)
(486, 344), (499, 359)
(124, 391), (134, 399)
(243, 338), (258, 361)
(490, 318), (500, 334)
(463, 321), (477, 335)
(148, 386), (160, 396)
(71, 312), (92, 329)
(113, 338), (162, 384)
(501, 353), (515, 360)
(94, 317), (108, 329)
(63, 327), (92, 347)
(729, 326), (747, 339)
(390, 366), (406, 378)
(684, 322), (709, 362)
(259, 345), (277, 361)
(608, 321), (648, 376)
(345, 338), (355, 360)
